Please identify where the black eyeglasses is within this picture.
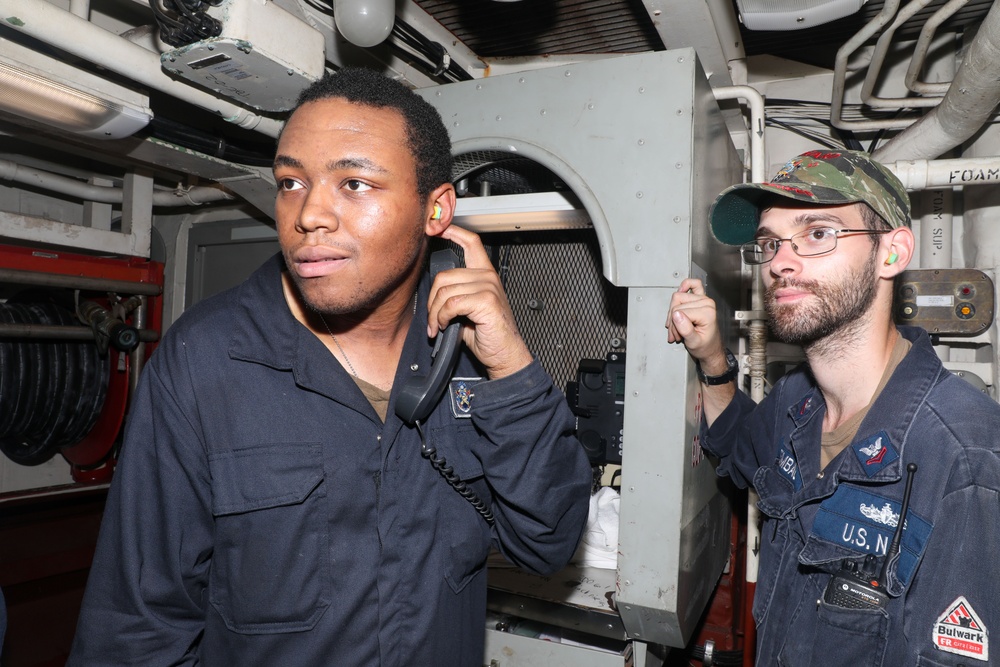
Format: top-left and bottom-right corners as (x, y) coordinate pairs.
(740, 227), (890, 265)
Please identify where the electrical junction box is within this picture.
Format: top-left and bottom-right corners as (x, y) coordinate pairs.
(894, 268), (995, 336)
(160, 0), (325, 113)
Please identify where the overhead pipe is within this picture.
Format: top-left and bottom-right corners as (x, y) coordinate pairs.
(0, 158), (234, 207)
(1, 0), (282, 137)
(830, 0), (906, 131)
(860, 0), (942, 110)
(904, 0), (969, 95)
(712, 85), (766, 183)
(874, 0), (1000, 163)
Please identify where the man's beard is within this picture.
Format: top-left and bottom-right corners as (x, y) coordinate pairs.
(764, 249), (880, 346)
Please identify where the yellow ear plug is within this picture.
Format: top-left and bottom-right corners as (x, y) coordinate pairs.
(885, 252), (898, 266)
(432, 204), (442, 219)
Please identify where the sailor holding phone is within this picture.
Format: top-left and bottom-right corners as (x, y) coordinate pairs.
(70, 67), (591, 667)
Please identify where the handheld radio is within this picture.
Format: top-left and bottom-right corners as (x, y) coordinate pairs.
(823, 463), (918, 609)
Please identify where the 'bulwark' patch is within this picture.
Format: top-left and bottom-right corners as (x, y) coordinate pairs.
(933, 595), (989, 662)
(449, 377), (481, 418)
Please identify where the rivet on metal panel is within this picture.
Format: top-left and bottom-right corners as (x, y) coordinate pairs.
(435, 91), (441, 96)
(675, 162), (683, 169)
(676, 109), (684, 116)
(564, 70), (572, 77)
(636, 296), (643, 302)
(588, 103), (594, 110)
(624, 579), (631, 585)
(673, 271), (680, 278)
(634, 244), (642, 252)
(637, 139), (645, 146)
(540, 109), (546, 116)
(518, 77), (525, 83)
(636, 191), (643, 199)
(286, 70), (293, 76)
(673, 216), (681, 223)
(638, 87), (645, 93)
(453, 122), (460, 127)
(476, 84), (482, 90)
(496, 115), (502, 121)
(677, 56), (685, 63)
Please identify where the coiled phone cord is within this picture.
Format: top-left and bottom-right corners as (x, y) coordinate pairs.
(415, 421), (495, 526)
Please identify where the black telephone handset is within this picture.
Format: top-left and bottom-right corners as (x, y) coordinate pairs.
(395, 249), (463, 425)
(395, 248), (495, 526)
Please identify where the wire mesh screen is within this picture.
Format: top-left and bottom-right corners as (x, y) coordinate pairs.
(483, 230), (628, 390)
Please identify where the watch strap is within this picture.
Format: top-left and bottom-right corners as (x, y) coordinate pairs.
(697, 349), (739, 385)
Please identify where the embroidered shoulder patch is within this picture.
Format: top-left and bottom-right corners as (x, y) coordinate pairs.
(933, 595), (989, 662)
(449, 377), (481, 418)
(852, 431), (899, 477)
(811, 485), (932, 586)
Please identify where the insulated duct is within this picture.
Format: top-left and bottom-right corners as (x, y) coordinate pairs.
(874, 0), (1000, 163)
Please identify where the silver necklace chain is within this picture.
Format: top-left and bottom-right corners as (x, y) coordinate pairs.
(318, 290), (418, 379)
(320, 315), (360, 378)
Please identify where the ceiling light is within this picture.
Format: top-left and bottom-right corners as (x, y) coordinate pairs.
(334, 0), (395, 47)
(736, 0), (867, 30)
(0, 38), (151, 139)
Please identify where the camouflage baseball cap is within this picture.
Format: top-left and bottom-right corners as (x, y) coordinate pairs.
(710, 149), (911, 246)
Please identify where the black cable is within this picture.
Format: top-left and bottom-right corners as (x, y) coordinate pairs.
(391, 18), (473, 82)
(766, 118), (843, 150)
(415, 421), (495, 526)
(148, 116), (275, 167)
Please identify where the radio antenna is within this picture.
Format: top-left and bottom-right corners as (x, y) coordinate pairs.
(879, 462), (917, 586)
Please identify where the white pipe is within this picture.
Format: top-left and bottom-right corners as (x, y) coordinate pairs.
(904, 0), (969, 95)
(860, 0), (942, 110)
(874, 0), (1000, 163)
(1, 0), (282, 137)
(885, 157), (1000, 190)
(712, 85), (766, 183)
(919, 188), (954, 269)
(69, 0), (89, 19)
(713, 84), (767, 591)
(0, 158), (234, 206)
(830, 0), (906, 131)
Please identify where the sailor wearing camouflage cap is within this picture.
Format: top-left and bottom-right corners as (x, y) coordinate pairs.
(665, 150), (1000, 667)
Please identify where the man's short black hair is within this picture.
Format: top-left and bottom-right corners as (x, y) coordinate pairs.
(292, 67), (453, 199)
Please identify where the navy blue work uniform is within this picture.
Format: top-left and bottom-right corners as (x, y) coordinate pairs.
(704, 326), (1000, 666)
(69, 254), (591, 666)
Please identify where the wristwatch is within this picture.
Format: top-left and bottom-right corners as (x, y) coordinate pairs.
(696, 348), (739, 385)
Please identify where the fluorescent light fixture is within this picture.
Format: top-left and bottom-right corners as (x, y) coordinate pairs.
(0, 38), (151, 139)
(453, 192), (592, 233)
(736, 0), (866, 30)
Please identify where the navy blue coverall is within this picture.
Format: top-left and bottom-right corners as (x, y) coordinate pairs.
(69, 254), (591, 666)
(704, 326), (1000, 666)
